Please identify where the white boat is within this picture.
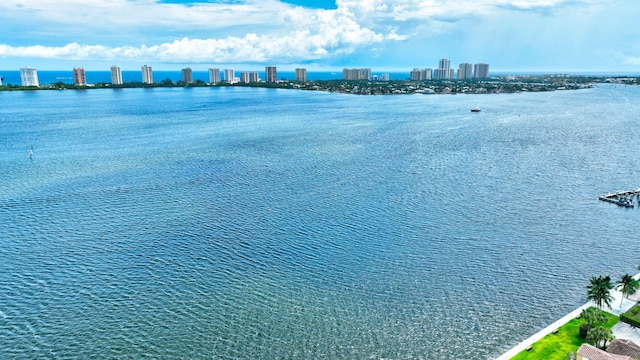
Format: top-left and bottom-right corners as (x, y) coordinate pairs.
(470, 106), (481, 112)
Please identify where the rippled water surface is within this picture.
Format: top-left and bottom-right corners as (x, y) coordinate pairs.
(1, 85), (640, 359)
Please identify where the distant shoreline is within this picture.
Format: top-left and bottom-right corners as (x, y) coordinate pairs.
(1, 75), (637, 95)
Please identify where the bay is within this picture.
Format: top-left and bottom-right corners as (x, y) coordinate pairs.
(1, 85), (640, 359)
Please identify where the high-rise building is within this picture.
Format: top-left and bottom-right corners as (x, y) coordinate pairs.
(379, 73), (390, 81)
(240, 71), (249, 83)
(423, 68), (432, 80)
(181, 67), (193, 83)
(458, 63), (473, 79)
(208, 68), (220, 84)
(438, 58), (450, 72)
(224, 69), (235, 84)
(265, 66), (277, 82)
(111, 65), (123, 85)
(433, 69), (448, 80)
(295, 68), (307, 82)
(474, 63), (490, 79)
(410, 68), (423, 81)
(342, 68), (371, 81)
(20, 67), (39, 87)
(142, 65), (153, 84)
(361, 68), (371, 81)
(249, 72), (260, 83)
(73, 67), (86, 86)
(436, 58), (451, 79)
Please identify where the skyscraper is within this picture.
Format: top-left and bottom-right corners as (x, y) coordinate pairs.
(73, 67), (86, 86)
(410, 68), (421, 81)
(110, 65), (123, 85)
(208, 68), (220, 84)
(265, 66), (277, 82)
(342, 68), (371, 81)
(224, 69), (235, 84)
(436, 58), (451, 79)
(474, 63), (490, 79)
(458, 63), (473, 79)
(240, 71), (249, 83)
(181, 67), (193, 83)
(423, 68), (432, 80)
(142, 65), (153, 84)
(249, 72), (260, 83)
(295, 68), (307, 82)
(438, 58), (450, 72)
(433, 69), (448, 80)
(20, 67), (39, 87)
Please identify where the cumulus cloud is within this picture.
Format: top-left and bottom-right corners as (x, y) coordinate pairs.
(0, 0), (386, 64)
(0, 25), (383, 64)
(0, 0), (628, 70)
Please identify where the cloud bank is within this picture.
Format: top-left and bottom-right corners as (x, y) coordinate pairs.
(0, 0), (637, 71)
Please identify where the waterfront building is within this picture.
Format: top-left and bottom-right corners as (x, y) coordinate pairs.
(410, 68), (423, 81)
(249, 72), (260, 83)
(425, 68), (433, 80)
(181, 67), (193, 83)
(438, 58), (450, 72)
(435, 58), (451, 79)
(474, 63), (490, 79)
(142, 65), (153, 84)
(458, 63), (473, 79)
(378, 73), (390, 81)
(0, 75), (2, 86)
(265, 66), (277, 82)
(20, 67), (39, 87)
(208, 68), (220, 84)
(433, 68), (448, 80)
(342, 68), (371, 81)
(224, 69), (235, 84)
(110, 65), (123, 85)
(410, 68), (432, 81)
(240, 71), (249, 83)
(73, 67), (87, 86)
(361, 68), (371, 81)
(295, 68), (307, 82)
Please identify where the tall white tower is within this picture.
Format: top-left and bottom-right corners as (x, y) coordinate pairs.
(141, 65), (153, 84)
(224, 69), (235, 84)
(111, 65), (123, 85)
(20, 67), (39, 86)
(265, 66), (277, 82)
(208, 68), (220, 84)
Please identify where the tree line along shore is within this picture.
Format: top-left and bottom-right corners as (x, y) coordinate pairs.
(1, 75), (637, 95)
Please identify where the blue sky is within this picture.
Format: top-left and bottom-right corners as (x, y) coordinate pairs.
(0, 0), (639, 72)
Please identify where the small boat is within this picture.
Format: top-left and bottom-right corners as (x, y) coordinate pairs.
(470, 106), (481, 112)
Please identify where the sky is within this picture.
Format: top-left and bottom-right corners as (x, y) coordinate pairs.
(0, 0), (639, 73)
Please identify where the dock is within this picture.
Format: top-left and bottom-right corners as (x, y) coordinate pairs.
(598, 188), (640, 208)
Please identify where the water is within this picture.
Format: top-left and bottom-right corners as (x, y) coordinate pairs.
(1, 85), (640, 359)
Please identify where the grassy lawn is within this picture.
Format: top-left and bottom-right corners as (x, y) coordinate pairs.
(510, 310), (619, 360)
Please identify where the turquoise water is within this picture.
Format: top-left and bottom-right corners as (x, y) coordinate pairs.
(1, 85), (640, 359)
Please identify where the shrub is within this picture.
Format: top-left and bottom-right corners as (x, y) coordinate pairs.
(579, 323), (591, 339)
(620, 303), (640, 328)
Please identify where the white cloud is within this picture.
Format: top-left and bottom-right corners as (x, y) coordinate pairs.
(0, 0), (634, 71)
(0, 0), (385, 64)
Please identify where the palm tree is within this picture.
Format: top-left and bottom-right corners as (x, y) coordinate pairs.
(586, 275), (614, 310)
(586, 326), (614, 349)
(580, 307), (608, 338)
(618, 274), (640, 307)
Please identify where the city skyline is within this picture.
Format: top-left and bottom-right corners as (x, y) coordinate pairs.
(0, 1), (638, 72)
